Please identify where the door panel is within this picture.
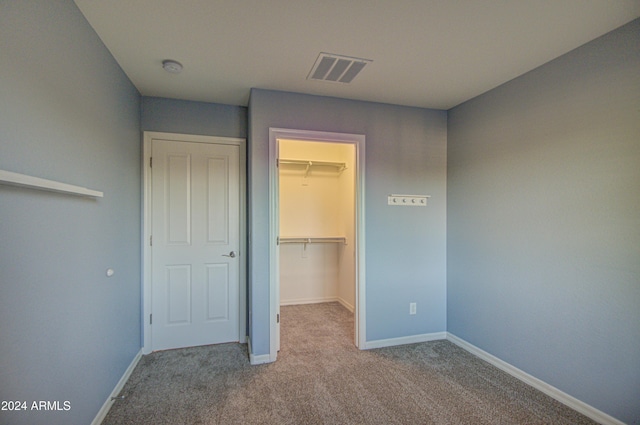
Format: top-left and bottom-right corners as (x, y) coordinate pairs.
(151, 139), (240, 351)
(166, 265), (191, 324)
(207, 157), (229, 244)
(166, 153), (191, 244)
(206, 263), (229, 321)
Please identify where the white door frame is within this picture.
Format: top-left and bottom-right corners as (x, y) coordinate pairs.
(142, 131), (247, 354)
(269, 128), (366, 361)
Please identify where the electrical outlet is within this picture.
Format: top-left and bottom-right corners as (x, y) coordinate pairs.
(409, 302), (417, 315)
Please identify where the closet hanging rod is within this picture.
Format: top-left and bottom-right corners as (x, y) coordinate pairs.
(278, 158), (347, 175)
(0, 169), (104, 198)
(278, 236), (347, 245)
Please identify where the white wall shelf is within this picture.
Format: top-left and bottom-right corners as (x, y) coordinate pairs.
(278, 158), (347, 177)
(0, 169), (103, 198)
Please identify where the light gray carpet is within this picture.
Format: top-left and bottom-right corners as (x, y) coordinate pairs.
(103, 302), (596, 424)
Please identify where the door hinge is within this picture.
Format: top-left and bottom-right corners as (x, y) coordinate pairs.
(150, 235), (152, 246)
(150, 314), (152, 325)
(150, 157), (152, 168)
(277, 313), (280, 324)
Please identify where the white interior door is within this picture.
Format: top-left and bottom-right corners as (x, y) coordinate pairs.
(151, 139), (240, 351)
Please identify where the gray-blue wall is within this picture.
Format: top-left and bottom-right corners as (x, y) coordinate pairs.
(447, 19), (640, 423)
(0, 1), (141, 424)
(248, 89), (447, 355)
(141, 96), (247, 139)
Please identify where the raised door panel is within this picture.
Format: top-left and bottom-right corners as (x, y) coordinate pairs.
(166, 154), (191, 245)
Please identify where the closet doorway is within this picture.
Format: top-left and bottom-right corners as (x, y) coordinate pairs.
(269, 128), (366, 361)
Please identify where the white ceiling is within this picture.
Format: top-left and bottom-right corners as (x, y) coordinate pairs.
(74, 0), (640, 110)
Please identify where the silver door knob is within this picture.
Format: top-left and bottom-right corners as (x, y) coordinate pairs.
(222, 251), (236, 258)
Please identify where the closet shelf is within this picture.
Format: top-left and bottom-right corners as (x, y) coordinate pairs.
(278, 158), (347, 177)
(278, 236), (347, 245)
(0, 169), (103, 198)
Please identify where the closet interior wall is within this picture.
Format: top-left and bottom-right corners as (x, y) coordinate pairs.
(279, 139), (355, 312)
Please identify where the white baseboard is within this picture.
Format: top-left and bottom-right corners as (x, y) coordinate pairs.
(446, 333), (625, 425)
(280, 296), (338, 306)
(337, 297), (355, 313)
(91, 349), (143, 425)
(364, 332), (447, 350)
(280, 297), (355, 313)
(247, 337), (272, 365)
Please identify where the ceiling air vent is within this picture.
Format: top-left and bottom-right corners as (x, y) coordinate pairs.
(307, 53), (372, 84)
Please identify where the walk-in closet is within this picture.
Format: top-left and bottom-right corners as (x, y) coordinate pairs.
(278, 139), (356, 320)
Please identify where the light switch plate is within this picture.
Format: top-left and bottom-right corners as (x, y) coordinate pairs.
(388, 194), (429, 206)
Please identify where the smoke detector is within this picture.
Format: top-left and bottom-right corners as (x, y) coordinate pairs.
(162, 59), (183, 74)
(307, 53), (371, 84)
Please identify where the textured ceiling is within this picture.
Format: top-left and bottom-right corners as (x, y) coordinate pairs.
(74, 0), (640, 109)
